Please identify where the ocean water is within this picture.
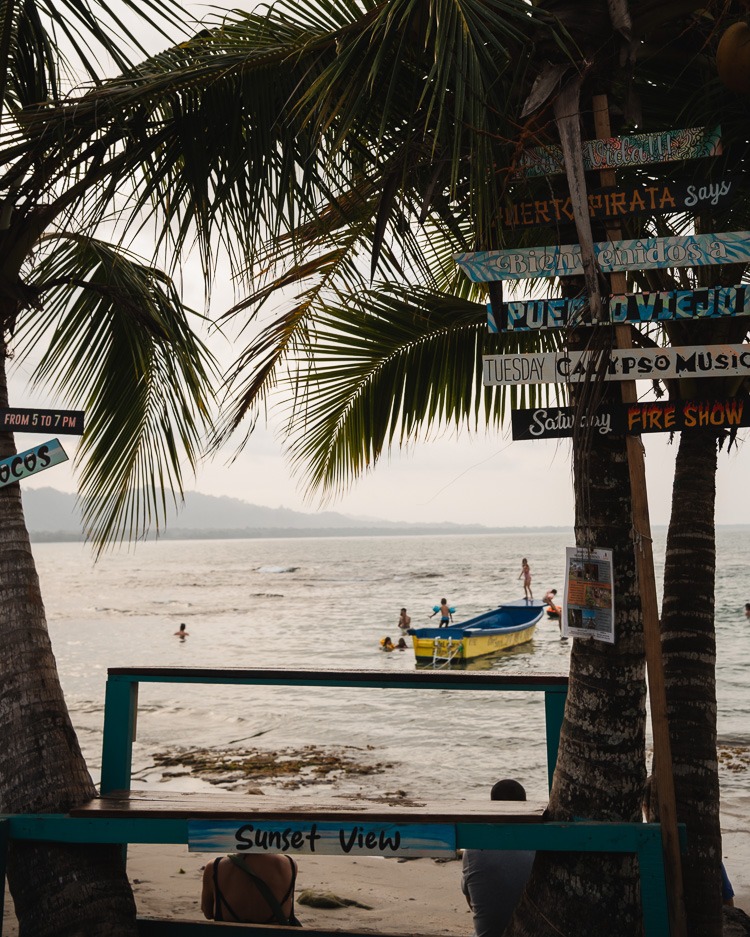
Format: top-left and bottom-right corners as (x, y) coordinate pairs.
(33, 529), (750, 814)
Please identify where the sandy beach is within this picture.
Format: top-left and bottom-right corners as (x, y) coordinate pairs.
(3, 836), (749, 935)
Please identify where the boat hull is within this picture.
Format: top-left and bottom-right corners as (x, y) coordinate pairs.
(409, 600), (544, 663)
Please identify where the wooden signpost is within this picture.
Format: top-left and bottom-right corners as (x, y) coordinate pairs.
(456, 230), (750, 282)
(503, 177), (738, 229)
(0, 438), (68, 489)
(515, 125), (721, 178)
(188, 819), (457, 858)
(511, 399), (750, 441)
(483, 344), (750, 386)
(0, 407), (85, 435)
(489, 285), (750, 332)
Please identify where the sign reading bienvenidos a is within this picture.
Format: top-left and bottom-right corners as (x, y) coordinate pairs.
(482, 345), (750, 386)
(188, 819), (457, 857)
(503, 177), (738, 230)
(455, 231), (750, 282)
(515, 126), (721, 179)
(511, 399), (750, 440)
(487, 285), (750, 333)
(0, 407), (85, 435)
(0, 438), (68, 489)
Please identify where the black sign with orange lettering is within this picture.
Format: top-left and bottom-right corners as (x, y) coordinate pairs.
(503, 178), (739, 230)
(511, 399), (749, 440)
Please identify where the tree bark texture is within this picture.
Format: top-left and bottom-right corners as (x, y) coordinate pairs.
(0, 346), (138, 936)
(660, 427), (722, 937)
(508, 394), (647, 937)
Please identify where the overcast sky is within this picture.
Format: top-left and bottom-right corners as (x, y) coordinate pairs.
(13, 1), (750, 529)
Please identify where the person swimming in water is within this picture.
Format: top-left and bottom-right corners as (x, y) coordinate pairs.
(174, 623), (189, 640)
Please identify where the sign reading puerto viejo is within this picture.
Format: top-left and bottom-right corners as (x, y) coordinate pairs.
(503, 177), (738, 229)
(488, 285), (750, 333)
(188, 819), (457, 857)
(0, 438), (68, 489)
(0, 407), (84, 435)
(511, 399), (750, 440)
(456, 231), (750, 282)
(482, 345), (750, 386)
(515, 126), (721, 179)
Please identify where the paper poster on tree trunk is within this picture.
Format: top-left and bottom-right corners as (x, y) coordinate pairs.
(455, 231), (750, 282)
(488, 285), (750, 332)
(515, 126), (721, 179)
(482, 345), (750, 386)
(563, 547), (615, 643)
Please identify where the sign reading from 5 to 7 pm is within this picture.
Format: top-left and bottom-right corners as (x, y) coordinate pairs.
(515, 125), (721, 179)
(482, 345), (750, 386)
(503, 178), (737, 229)
(455, 231), (750, 282)
(0, 407), (84, 435)
(188, 820), (457, 858)
(511, 399), (750, 440)
(0, 438), (68, 489)
(488, 285), (750, 332)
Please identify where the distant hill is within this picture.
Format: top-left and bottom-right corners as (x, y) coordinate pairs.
(22, 486), (564, 542)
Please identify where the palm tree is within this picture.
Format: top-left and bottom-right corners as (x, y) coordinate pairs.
(14, 0), (748, 933)
(0, 1), (216, 933)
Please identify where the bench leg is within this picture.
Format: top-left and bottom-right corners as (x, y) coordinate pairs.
(101, 678), (139, 794)
(544, 690), (566, 791)
(638, 836), (671, 937)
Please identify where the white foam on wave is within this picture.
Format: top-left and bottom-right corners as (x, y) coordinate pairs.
(256, 565), (299, 573)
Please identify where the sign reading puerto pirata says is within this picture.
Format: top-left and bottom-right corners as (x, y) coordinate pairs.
(455, 231), (750, 282)
(503, 177), (738, 229)
(511, 399), (750, 441)
(482, 345), (750, 386)
(0, 407), (84, 435)
(0, 438), (68, 489)
(188, 819), (457, 858)
(515, 125), (721, 179)
(488, 285), (750, 333)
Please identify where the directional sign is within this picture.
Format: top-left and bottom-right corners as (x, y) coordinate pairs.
(482, 345), (750, 386)
(516, 126), (721, 179)
(511, 399), (750, 440)
(188, 819), (457, 857)
(456, 231), (750, 282)
(0, 407), (84, 435)
(489, 285), (750, 332)
(0, 438), (68, 489)
(503, 177), (739, 230)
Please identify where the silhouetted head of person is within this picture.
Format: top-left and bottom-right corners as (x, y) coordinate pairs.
(490, 779), (527, 802)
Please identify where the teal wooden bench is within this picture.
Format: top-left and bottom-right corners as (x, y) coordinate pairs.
(0, 667), (679, 936)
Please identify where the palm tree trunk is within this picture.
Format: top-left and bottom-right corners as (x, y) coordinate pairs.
(0, 341), (137, 936)
(660, 428), (722, 937)
(508, 388), (646, 936)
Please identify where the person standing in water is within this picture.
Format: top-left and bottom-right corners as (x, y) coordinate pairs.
(519, 559), (533, 601)
(430, 599), (453, 627)
(174, 623), (189, 640)
(398, 608), (411, 632)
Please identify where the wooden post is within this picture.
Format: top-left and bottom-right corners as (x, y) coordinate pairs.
(592, 93), (687, 937)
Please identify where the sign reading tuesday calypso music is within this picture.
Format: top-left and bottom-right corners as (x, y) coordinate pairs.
(482, 345), (750, 386)
(511, 399), (750, 440)
(188, 819), (457, 858)
(503, 177), (738, 229)
(488, 285), (750, 333)
(0, 407), (85, 435)
(456, 231), (750, 282)
(0, 438), (68, 489)
(515, 126), (721, 179)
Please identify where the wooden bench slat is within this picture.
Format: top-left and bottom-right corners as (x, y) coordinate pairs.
(71, 792), (547, 823)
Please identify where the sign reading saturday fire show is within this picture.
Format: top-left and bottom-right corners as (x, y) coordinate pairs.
(503, 178), (738, 229)
(0, 407), (85, 435)
(511, 399), (750, 441)
(482, 345), (750, 386)
(515, 125), (722, 179)
(455, 231), (750, 282)
(488, 285), (750, 332)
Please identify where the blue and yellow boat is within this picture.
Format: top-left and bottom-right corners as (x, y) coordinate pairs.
(408, 599), (545, 664)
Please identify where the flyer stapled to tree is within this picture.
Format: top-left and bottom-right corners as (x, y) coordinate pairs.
(562, 547), (615, 643)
